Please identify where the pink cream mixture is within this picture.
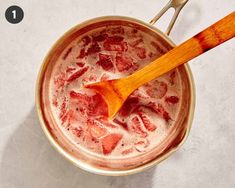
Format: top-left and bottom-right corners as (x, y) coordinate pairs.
(50, 26), (182, 158)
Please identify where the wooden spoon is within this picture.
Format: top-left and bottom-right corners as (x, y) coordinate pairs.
(85, 12), (235, 118)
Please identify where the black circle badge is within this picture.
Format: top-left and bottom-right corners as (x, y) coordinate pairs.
(5, 5), (24, 24)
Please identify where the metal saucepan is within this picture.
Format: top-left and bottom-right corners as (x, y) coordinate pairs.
(36, 0), (195, 176)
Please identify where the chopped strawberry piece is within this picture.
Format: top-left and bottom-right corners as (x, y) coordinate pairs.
(61, 110), (68, 125)
(129, 38), (143, 47)
(59, 98), (67, 120)
(115, 53), (133, 72)
(132, 28), (138, 34)
(87, 42), (101, 54)
(101, 133), (122, 155)
(63, 47), (72, 60)
(54, 73), (66, 89)
(131, 116), (148, 137)
(76, 62), (85, 67)
(52, 97), (58, 107)
(149, 52), (157, 59)
(92, 34), (108, 42)
(89, 93), (108, 116)
(132, 63), (140, 71)
(145, 80), (167, 99)
(66, 67), (76, 73)
(103, 41), (128, 52)
(106, 36), (124, 43)
(70, 91), (108, 117)
(81, 36), (91, 46)
(109, 26), (124, 35)
(165, 96), (179, 104)
(61, 109), (75, 126)
(67, 66), (89, 82)
(147, 102), (171, 122)
(113, 118), (128, 130)
(96, 53), (113, 71)
(122, 148), (133, 155)
(119, 97), (139, 117)
(135, 47), (146, 59)
(72, 127), (83, 137)
(70, 91), (89, 101)
(138, 111), (156, 131)
(77, 48), (87, 59)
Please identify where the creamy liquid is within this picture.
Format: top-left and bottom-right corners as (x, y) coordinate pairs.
(49, 25), (182, 158)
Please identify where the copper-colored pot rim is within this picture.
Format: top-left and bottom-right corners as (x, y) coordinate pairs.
(35, 15), (196, 176)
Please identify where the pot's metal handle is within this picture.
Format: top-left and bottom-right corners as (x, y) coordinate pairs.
(149, 0), (188, 35)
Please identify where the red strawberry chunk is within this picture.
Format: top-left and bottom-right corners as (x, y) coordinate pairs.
(148, 52), (154, 58)
(109, 26), (124, 35)
(67, 66), (89, 82)
(76, 62), (85, 67)
(70, 91), (108, 117)
(131, 116), (148, 137)
(59, 97), (67, 118)
(81, 36), (91, 46)
(113, 118), (128, 130)
(165, 96), (179, 104)
(138, 111), (156, 131)
(132, 28), (138, 34)
(96, 53), (113, 71)
(87, 42), (101, 54)
(72, 127), (83, 137)
(59, 98), (67, 120)
(145, 80), (167, 99)
(101, 133), (122, 155)
(52, 97), (58, 107)
(61, 110), (68, 125)
(129, 38), (143, 47)
(135, 47), (146, 59)
(77, 48), (87, 59)
(106, 36), (124, 43)
(61, 109), (75, 126)
(88, 93), (108, 117)
(63, 47), (72, 60)
(115, 53), (133, 72)
(54, 73), (66, 89)
(104, 41), (128, 52)
(119, 97), (139, 117)
(147, 102), (171, 122)
(66, 67), (76, 73)
(70, 91), (89, 101)
(92, 34), (108, 42)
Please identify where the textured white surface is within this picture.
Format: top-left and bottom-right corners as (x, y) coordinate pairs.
(0, 0), (235, 187)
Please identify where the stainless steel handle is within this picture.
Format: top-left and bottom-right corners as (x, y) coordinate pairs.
(149, 0), (188, 35)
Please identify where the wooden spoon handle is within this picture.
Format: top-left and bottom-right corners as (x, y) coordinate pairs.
(125, 11), (235, 91)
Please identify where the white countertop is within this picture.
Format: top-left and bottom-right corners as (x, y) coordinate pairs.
(0, 0), (235, 187)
